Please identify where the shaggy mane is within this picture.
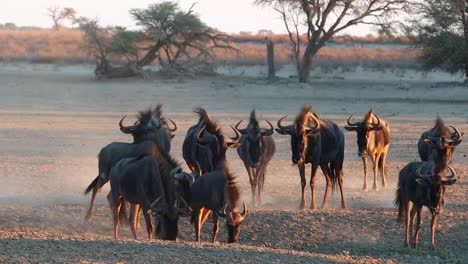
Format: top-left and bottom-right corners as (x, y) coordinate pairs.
(137, 108), (154, 125)
(194, 107), (220, 134)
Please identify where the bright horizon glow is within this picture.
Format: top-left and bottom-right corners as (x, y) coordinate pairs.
(0, 0), (375, 36)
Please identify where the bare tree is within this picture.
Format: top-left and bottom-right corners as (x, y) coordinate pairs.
(256, 0), (410, 82)
(47, 6), (76, 30)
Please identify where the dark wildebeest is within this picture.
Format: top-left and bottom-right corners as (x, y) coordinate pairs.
(234, 109), (275, 207)
(417, 118), (462, 161)
(108, 143), (193, 240)
(182, 107), (241, 175)
(84, 105), (176, 220)
(189, 167), (248, 243)
(276, 106), (347, 210)
(344, 109), (390, 191)
(395, 119), (461, 250)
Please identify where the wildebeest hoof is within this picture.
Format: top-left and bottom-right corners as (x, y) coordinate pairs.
(430, 244), (435, 251)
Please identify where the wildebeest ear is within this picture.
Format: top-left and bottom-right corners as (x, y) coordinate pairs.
(170, 134), (175, 139)
(227, 142), (241, 149)
(423, 138), (435, 145)
(275, 128), (290, 135)
(442, 179), (457, 186)
(344, 126), (357, 131)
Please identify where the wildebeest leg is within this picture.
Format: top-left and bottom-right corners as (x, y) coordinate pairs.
(320, 165), (332, 209)
(361, 156), (369, 191)
(372, 154), (381, 191)
(404, 200), (412, 247)
(112, 197), (123, 240)
(86, 175), (109, 220)
(211, 213), (219, 243)
(309, 163), (320, 210)
(129, 204), (140, 239)
(336, 167), (347, 209)
(246, 165), (257, 207)
(298, 164), (306, 209)
(141, 207), (152, 240)
(412, 205), (423, 248)
(408, 206), (417, 244)
(380, 151), (388, 188)
(430, 214), (437, 250)
(194, 209), (203, 242)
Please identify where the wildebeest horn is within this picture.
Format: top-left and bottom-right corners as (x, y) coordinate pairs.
(310, 114), (321, 130)
(119, 116), (135, 134)
(215, 204), (228, 217)
(167, 119), (177, 132)
(225, 125), (242, 143)
(196, 125), (214, 145)
(176, 196), (192, 216)
(261, 120), (274, 136)
(449, 126), (462, 140)
(416, 165), (431, 179)
(277, 115), (294, 132)
(371, 114), (381, 129)
(170, 166), (180, 176)
(442, 165), (456, 181)
(346, 115), (359, 127)
(150, 197), (166, 214)
(192, 161), (202, 178)
(239, 202), (248, 220)
(235, 120), (248, 134)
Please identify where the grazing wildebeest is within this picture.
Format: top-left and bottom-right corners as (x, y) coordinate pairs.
(344, 109), (390, 191)
(276, 106), (347, 210)
(395, 121), (461, 250)
(417, 117), (462, 161)
(108, 143), (193, 240)
(235, 109), (275, 207)
(189, 168), (248, 243)
(84, 105), (176, 220)
(182, 107), (241, 175)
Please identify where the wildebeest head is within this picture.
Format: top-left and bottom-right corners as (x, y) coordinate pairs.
(193, 108), (242, 171)
(119, 105), (177, 146)
(344, 109), (384, 157)
(235, 109), (274, 167)
(149, 165), (192, 240)
(415, 165), (456, 215)
(275, 106), (320, 165)
(226, 202), (248, 243)
(424, 118), (462, 165)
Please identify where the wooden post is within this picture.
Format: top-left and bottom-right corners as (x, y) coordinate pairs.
(266, 38), (275, 80)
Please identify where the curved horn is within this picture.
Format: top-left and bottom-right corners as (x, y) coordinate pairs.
(167, 119), (177, 132)
(346, 115), (359, 127)
(235, 120), (248, 135)
(261, 120), (274, 136)
(215, 204), (228, 217)
(192, 161), (202, 178)
(119, 116), (135, 134)
(449, 126), (462, 140)
(416, 165), (431, 179)
(239, 202), (248, 220)
(442, 165), (456, 181)
(196, 125), (214, 145)
(169, 166), (180, 176)
(309, 114), (321, 130)
(370, 114), (381, 129)
(225, 125), (242, 143)
(277, 115), (294, 132)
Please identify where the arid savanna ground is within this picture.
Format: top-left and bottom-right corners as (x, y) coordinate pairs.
(0, 63), (467, 263)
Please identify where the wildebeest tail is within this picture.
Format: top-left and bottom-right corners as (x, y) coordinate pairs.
(394, 180), (404, 222)
(330, 163), (339, 192)
(119, 202), (129, 226)
(84, 175), (99, 194)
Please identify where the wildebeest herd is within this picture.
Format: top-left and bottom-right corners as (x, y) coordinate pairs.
(83, 104), (463, 250)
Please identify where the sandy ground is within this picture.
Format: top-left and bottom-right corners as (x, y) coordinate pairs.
(0, 63), (467, 263)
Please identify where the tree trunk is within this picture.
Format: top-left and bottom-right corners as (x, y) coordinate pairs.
(298, 44), (320, 83)
(95, 61), (143, 79)
(266, 40), (275, 80)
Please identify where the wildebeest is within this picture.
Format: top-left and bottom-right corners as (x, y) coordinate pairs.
(417, 117), (462, 161)
(276, 106), (347, 210)
(84, 105), (176, 220)
(108, 143), (193, 240)
(344, 109), (390, 191)
(395, 120), (461, 250)
(182, 107), (241, 175)
(235, 109), (275, 207)
(188, 167), (248, 243)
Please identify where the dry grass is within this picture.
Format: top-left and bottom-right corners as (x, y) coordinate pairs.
(0, 28), (419, 69)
